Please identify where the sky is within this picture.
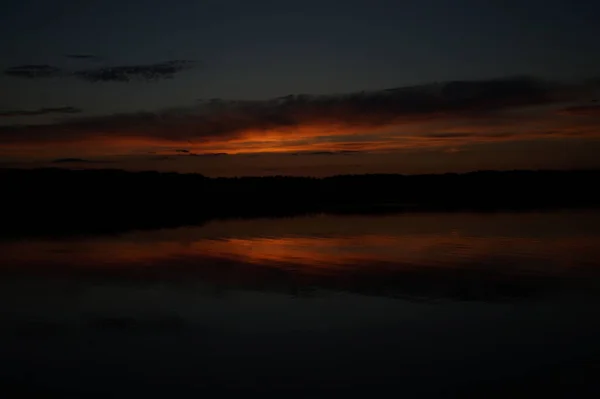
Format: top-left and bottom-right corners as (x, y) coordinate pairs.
(1, 0), (600, 176)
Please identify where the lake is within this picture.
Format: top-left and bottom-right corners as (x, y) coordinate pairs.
(1, 210), (600, 397)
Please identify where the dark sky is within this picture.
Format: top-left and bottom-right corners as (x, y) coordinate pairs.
(1, 0), (600, 175)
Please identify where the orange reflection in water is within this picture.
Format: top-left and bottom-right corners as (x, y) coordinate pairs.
(1, 231), (599, 278)
(188, 234), (600, 274)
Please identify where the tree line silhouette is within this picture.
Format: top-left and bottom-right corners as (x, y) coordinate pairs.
(2, 168), (599, 237)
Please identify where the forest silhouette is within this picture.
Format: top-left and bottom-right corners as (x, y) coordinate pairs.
(2, 168), (599, 238)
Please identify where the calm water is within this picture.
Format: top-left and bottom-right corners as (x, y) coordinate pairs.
(1, 211), (600, 397)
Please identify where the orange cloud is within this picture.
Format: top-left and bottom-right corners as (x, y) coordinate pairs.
(1, 76), (598, 161)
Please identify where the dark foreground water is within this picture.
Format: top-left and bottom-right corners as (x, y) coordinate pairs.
(1, 211), (600, 397)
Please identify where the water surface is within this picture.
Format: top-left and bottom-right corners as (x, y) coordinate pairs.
(1, 211), (599, 397)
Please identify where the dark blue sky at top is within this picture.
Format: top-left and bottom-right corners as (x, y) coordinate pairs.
(1, 0), (599, 115)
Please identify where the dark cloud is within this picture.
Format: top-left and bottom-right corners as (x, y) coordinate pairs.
(426, 132), (476, 138)
(189, 152), (228, 157)
(73, 60), (196, 82)
(0, 107), (82, 117)
(3, 64), (63, 79)
(305, 151), (336, 155)
(0, 76), (593, 146)
(293, 150), (365, 156)
(4, 59), (195, 82)
(173, 149), (229, 156)
(63, 54), (100, 60)
(558, 105), (600, 116)
(187, 75), (575, 135)
(52, 158), (110, 164)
